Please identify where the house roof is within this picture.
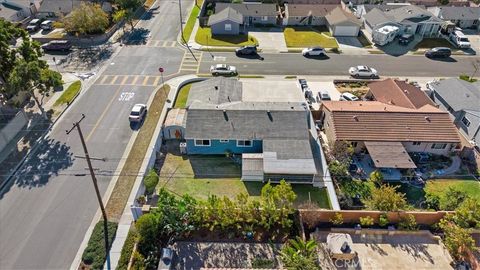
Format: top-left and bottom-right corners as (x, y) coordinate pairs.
(0, 2), (20, 19)
(208, 6), (243, 25)
(164, 108), (186, 127)
(368, 78), (436, 109)
(215, 3), (278, 17)
(187, 77), (243, 107)
(387, 5), (442, 23)
(38, 0), (85, 13)
(408, 0), (470, 7)
(360, 4), (413, 14)
(321, 101), (460, 143)
(185, 107), (309, 140)
(364, 141), (417, 168)
(436, 6), (480, 20)
(263, 139), (317, 174)
(286, 4), (338, 17)
(326, 6), (361, 26)
(364, 8), (395, 26)
(430, 78), (480, 112)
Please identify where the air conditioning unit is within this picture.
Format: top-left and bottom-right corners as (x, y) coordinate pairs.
(179, 142), (187, 154)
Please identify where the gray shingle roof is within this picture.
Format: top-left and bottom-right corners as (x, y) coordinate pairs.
(185, 108), (310, 140)
(364, 8), (394, 26)
(263, 139), (317, 175)
(430, 78), (480, 112)
(326, 6), (361, 26)
(208, 7), (244, 25)
(215, 3), (278, 17)
(437, 7), (480, 21)
(387, 5), (442, 23)
(186, 77), (243, 107)
(264, 139), (314, 160)
(38, 0), (86, 13)
(361, 4), (413, 14)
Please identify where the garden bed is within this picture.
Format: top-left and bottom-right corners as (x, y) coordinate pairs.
(334, 81), (370, 97)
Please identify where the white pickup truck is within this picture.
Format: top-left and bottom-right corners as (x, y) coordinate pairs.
(450, 30), (471, 49)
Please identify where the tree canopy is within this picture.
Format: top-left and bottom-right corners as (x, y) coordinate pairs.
(114, 0), (143, 29)
(362, 184), (408, 211)
(63, 2), (109, 35)
(280, 237), (320, 270)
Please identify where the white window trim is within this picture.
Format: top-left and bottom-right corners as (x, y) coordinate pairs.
(225, 23), (232, 31)
(431, 143), (447, 150)
(236, 140), (253, 147)
(219, 139), (229, 143)
(262, 16), (268, 21)
(194, 139), (211, 146)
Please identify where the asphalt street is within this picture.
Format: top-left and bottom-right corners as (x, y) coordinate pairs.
(0, 0), (191, 269)
(199, 52), (479, 77)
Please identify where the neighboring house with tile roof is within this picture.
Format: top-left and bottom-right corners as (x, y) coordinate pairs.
(428, 6), (480, 30)
(284, 4), (338, 25)
(325, 6), (362, 36)
(208, 7), (244, 35)
(184, 78), (320, 183)
(364, 5), (443, 42)
(428, 78), (480, 147)
(365, 78), (436, 109)
(215, 3), (278, 27)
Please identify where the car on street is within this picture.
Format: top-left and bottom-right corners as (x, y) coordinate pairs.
(425, 47), (451, 58)
(129, 104), (147, 123)
(349, 65), (378, 78)
(210, 64), (237, 76)
(41, 20), (53, 31)
(41, 40), (72, 52)
(26, 19), (41, 32)
(302, 47), (326, 56)
(317, 90), (331, 101)
(235, 45), (257, 55)
(339, 92), (360, 101)
(398, 33), (414, 45)
(157, 248), (174, 270)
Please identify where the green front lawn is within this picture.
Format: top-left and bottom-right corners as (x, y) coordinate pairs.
(413, 38), (455, 50)
(174, 83), (193, 108)
(195, 27), (258, 47)
(54, 80), (81, 106)
(158, 154), (331, 208)
(182, 5), (200, 42)
(284, 27), (339, 48)
(425, 179), (480, 202)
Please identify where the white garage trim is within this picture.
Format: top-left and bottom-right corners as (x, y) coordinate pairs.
(333, 25), (359, 37)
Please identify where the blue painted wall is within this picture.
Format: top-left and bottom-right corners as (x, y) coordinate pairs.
(186, 139), (262, 155)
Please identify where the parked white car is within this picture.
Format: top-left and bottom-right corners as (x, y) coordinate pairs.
(339, 92), (360, 101)
(349, 65), (378, 78)
(302, 47), (326, 56)
(450, 30), (471, 49)
(210, 64), (237, 76)
(129, 104), (147, 123)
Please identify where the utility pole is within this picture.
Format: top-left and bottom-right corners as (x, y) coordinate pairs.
(178, 0), (198, 62)
(66, 114), (111, 270)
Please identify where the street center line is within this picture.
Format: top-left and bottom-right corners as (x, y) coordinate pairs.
(85, 85), (123, 142)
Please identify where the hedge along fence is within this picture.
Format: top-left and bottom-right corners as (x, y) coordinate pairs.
(300, 209), (453, 229)
(81, 221), (118, 269)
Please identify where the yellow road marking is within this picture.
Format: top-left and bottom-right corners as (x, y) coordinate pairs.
(197, 52), (203, 74)
(99, 75), (110, 84)
(180, 68), (198, 71)
(142, 76), (150, 86)
(153, 76), (160, 86)
(132, 75), (139, 85)
(85, 85), (123, 142)
(119, 76), (129, 85)
(110, 75), (119, 84)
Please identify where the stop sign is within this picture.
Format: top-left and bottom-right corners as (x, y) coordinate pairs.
(159, 67), (164, 73)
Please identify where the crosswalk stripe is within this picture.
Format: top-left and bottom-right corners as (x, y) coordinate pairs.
(142, 76), (149, 86)
(110, 75), (119, 84)
(132, 75), (139, 85)
(153, 76), (160, 86)
(120, 76), (129, 85)
(180, 68), (198, 71)
(99, 75), (110, 84)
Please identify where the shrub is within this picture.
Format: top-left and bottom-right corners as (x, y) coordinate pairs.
(136, 213), (159, 255)
(398, 214), (418, 231)
(251, 258), (276, 268)
(378, 213), (389, 227)
(117, 226), (138, 270)
(131, 251), (145, 270)
(81, 221), (118, 269)
(359, 216), (375, 227)
(330, 212), (344, 226)
(143, 169), (159, 195)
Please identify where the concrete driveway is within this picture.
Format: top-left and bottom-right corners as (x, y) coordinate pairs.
(249, 28), (287, 53)
(336, 37), (363, 49)
(463, 29), (480, 54)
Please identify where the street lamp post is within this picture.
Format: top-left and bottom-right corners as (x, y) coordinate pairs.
(159, 67), (166, 100)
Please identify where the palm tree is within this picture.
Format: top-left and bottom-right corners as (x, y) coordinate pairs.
(279, 237), (321, 270)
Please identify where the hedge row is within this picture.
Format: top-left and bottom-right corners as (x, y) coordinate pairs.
(116, 226), (138, 270)
(82, 221), (118, 269)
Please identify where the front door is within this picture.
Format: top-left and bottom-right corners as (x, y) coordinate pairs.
(249, 16), (253, 26)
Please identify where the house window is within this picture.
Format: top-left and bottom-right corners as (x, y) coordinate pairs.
(194, 139), (211, 146)
(474, 20), (479, 25)
(412, 142), (421, 146)
(225, 24), (232, 31)
(431, 143), (447, 150)
(461, 117), (471, 127)
(262, 16), (268, 21)
(351, 142), (358, 147)
(237, 140), (252, 147)
(219, 139), (229, 143)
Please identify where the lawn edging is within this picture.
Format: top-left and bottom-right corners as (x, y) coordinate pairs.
(54, 80), (82, 107)
(107, 75), (204, 269)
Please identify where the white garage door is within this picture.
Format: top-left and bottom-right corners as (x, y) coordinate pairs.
(334, 26), (359, 37)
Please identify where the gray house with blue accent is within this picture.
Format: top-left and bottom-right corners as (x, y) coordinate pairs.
(429, 78), (480, 148)
(184, 78), (318, 183)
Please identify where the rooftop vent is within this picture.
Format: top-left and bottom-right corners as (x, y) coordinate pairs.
(353, 115), (359, 121)
(214, 86), (218, 90)
(425, 116), (431, 122)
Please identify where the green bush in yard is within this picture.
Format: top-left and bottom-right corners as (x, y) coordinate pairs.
(359, 216), (374, 227)
(251, 258), (276, 268)
(378, 213), (389, 227)
(143, 169), (159, 195)
(82, 221), (118, 269)
(398, 214), (418, 231)
(116, 226), (138, 270)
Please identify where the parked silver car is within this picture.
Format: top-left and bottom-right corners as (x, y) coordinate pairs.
(210, 64), (237, 76)
(349, 65), (378, 78)
(129, 104), (147, 122)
